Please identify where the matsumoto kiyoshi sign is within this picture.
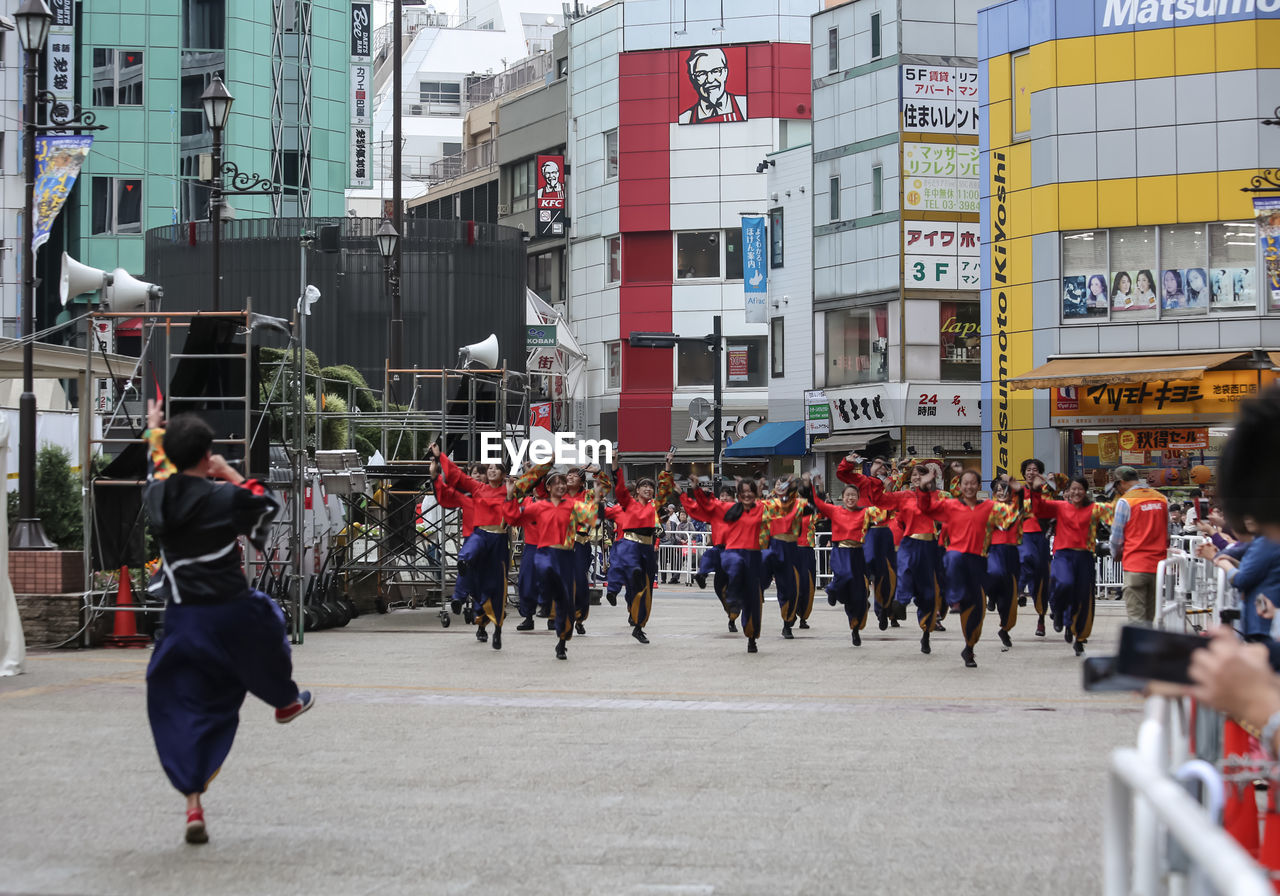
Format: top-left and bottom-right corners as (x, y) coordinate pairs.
(1099, 0), (1280, 31)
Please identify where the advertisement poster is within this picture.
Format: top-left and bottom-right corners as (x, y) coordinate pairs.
(727, 346), (749, 383)
(677, 46), (748, 124)
(1096, 432), (1120, 467)
(742, 215), (767, 323)
(33, 135), (93, 251)
(901, 65), (979, 135)
(1256, 197), (1280, 312)
(1119, 428), (1209, 452)
(536, 154), (565, 237)
(905, 221), (981, 290)
(903, 176), (979, 213)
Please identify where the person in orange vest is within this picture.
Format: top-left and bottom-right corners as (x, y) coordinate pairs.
(1107, 465), (1169, 626)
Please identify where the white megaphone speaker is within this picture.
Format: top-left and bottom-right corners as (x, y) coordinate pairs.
(457, 333), (500, 369)
(106, 268), (163, 313)
(59, 252), (114, 307)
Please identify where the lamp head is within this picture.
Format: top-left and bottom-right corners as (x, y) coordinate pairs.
(14, 0), (53, 54)
(201, 76), (234, 132)
(375, 219), (399, 259)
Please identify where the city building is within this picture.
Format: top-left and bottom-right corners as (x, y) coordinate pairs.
(979, 0), (1280, 487)
(566, 0), (815, 475)
(354, 0), (564, 216)
(1, 15), (21, 340)
(74, 0), (351, 285)
(807, 0), (985, 484)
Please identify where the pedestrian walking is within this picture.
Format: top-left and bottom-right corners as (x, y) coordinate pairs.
(1107, 465), (1169, 626)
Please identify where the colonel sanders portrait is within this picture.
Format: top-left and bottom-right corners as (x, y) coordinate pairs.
(678, 47), (747, 124)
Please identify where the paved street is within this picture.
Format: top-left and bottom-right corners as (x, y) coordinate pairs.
(1, 589), (1141, 896)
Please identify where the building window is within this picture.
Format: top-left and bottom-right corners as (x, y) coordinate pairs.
(557, 57), (569, 79)
(725, 227), (743, 281)
(91, 177), (143, 235)
(1012, 50), (1031, 140)
(528, 250), (555, 301)
(726, 337), (768, 388)
(184, 0), (226, 49)
(770, 317), (784, 377)
(829, 176), (840, 223)
(677, 340), (715, 387)
(510, 157), (536, 213)
(607, 236), (621, 284)
(939, 301), (981, 381)
(1061, 221), (1259, 323)
(870, 12), (882, 60)
(419, 80), (461, 105)
(605, 129), (618, 179)
(676, 231), (721, 279)
(871, 165), (883, 214)
(606, 341), (621, 390)
(827, 27), (838, 73)
(92, 49), (145, 107)
(769, 207), (784, 268)
(825, 306), (889, 387)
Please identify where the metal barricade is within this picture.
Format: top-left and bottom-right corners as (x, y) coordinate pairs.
(1097, 554), (1125, 601)
(1154, 537), (1227, 633)
(656, 530), (712, 583)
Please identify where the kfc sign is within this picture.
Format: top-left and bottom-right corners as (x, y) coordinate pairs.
(677, 46), (748, 124)
(686, 415), (763, 442)
(536, 154), (565, 237)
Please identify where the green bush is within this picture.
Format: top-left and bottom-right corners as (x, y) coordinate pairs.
(320, 364), (377, 412)
(6, 444), (83, 548)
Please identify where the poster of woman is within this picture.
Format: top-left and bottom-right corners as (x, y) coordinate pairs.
(1184, 267), (1210, 307)
(1160, 269), (1187, 311)
(1062, 275), (1106, 319)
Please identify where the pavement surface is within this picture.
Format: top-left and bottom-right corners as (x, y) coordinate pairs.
(0, 587), (1143, 896)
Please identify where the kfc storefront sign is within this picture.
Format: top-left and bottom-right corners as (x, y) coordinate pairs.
(671, 407), (766, 449)
(536, 154), (566, 237)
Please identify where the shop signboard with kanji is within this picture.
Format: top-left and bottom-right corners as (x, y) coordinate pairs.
(1118, 428), (1209, 452)
(904, 221), (981, 290)
(901, 66), (979, 136)
(1050, 370), (1279, 426)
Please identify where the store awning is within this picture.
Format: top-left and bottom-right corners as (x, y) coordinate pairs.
(722, 421), (807, 458)
(809, 431), (894, 454)
(1008, 352), (1253, 391)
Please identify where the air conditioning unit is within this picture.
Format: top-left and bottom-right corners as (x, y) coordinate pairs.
(410, 104), (423, 116)
(497, 203), (511, 216)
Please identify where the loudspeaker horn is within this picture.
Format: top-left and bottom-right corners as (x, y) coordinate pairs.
(457, 333), (500, 369)
(107, 268), (163, 313)
(59, 252), (114, 307)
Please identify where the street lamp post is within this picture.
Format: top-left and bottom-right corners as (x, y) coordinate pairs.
(11, 0), (55, 550)
(375, 220), (401, 399)
(200, 76), (233, 312)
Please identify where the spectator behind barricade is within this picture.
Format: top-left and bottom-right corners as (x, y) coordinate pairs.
(1168, 505), (1185, 537)
(1199, 517), (1280, 640)
(1109, 466), (1169, 626)
(1187, 384), (1280, 738)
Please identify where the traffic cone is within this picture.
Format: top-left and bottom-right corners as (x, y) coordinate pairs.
(1257, 787), (1280, 892)
(104, 567), (149, 648)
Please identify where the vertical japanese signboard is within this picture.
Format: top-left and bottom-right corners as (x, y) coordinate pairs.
(1256, 196), (1280, 312)
(536, 154), (566, 237)
(742, 215), (767, 323)
(349, 3), (372, 188)
(46, 0), (75, 131)
(901, 65), (979, 135)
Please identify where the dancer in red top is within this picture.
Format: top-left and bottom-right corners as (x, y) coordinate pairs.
(983, 477), (1027, 652)
(869, 463), (944, 655)
(837, 455), (901, 631)
(761, 478), (811, 640)
(602, 454), (675, 644)
(680, 484), (738, 631)
(1017, 458), (1054, 637)
(1029, 473), (1115, 656)
(811, 485), (886, 645)
(693, 480), (778, 653)
(916, 468), (1022, 668)
(795, 476), (819, 631)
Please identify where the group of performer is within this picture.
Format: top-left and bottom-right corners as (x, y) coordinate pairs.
(427, 445), (1116, 668)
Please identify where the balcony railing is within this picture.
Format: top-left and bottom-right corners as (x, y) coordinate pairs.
(423, 140), (496, 185)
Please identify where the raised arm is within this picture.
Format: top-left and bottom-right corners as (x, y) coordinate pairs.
(510, 461), (553, 500)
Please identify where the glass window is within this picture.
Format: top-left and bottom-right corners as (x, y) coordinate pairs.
(871, 165), (883, 214)
(1107, 226), (1158, 320)
(419, 81), (461, 104)
(726, 337), (768, 388)
(1012, 51), (1031, 139)
(607, 236), (621, 284)
(678, 340), (715, 387)
(770, 317), (784, 378)
(939, 301), (981, 381)
(1208, 221), (1257, 312)
(605, 129), (618, 179)
(827, 27), (838, 73)
(1061, 230), (1108, 321)
(829, 176), (840, 223)
(1160, 224), (1209, 316)
(92, 177), (143, 234)
(870, 12), (882, 59)
(510, 158), (535, 213)
(184, 0), (226, 49)
(92, 49), (145, 107)
(769, 207), (784, 268)
(676, 231), (720, 279)
(825, 306), (889, 387)
(606, 341), (621, 390)
(725, 227), (742, 281)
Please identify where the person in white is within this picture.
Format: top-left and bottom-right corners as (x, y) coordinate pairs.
(0, 417), (26, 676)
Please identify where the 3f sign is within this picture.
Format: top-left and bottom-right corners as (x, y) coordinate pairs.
(912, 260), (949, 282)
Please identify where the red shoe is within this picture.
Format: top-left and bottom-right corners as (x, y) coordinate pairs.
(185, 807), (208, 844)
(275, 690), (314, 724)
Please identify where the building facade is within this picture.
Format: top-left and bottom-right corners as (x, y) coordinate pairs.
(808, 0), (985, 483)
(979, 0), (1280, 487)
(0, 17), (21, 339)
(567, 0), (815, 469)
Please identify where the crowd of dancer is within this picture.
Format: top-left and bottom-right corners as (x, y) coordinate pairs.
(427, 444), (1123, 668)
